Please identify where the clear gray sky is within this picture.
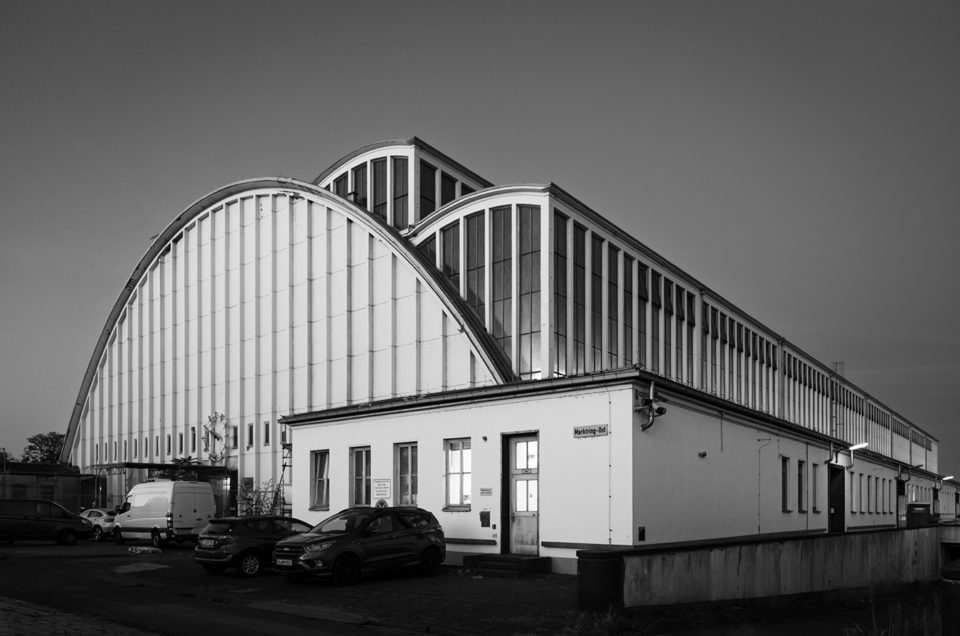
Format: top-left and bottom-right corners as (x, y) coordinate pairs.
(1, 1), (958, 470)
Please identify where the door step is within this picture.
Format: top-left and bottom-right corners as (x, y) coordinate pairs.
(462, 554), (552, 578)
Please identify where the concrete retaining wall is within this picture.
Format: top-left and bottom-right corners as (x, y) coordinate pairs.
(578, 527), (942, 610)
(622, 528), (939, 607)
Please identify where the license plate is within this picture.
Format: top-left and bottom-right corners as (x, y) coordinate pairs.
(199, 539), (215, 548)
(275, 558), (292, 567)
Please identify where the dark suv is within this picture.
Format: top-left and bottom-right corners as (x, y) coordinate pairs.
(272, 506), (445, 585)
(194, 515), (312, 576)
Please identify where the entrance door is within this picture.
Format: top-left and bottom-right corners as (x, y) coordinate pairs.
(509, 435), (539, 555)
(828, 465), (845, 533)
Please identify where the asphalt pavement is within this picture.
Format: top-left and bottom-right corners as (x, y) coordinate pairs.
(0, 540), (949, 635)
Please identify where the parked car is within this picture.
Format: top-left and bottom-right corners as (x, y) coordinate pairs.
(79, 508), (116, 542)
(194, 515), (312, 576)
(0, 499), (94, 545)
(272, 506), (445, 585)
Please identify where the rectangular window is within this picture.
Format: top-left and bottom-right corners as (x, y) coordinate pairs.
(311, 450), (330, 510)
(440, 221), (461, 291)
(607, 245), (619, 368)
(857, 473), (867, 512)
(573, 223), (587, 374)
(263, 421), (270, 446)
(395, 442), (418, 505)
(419, 235), (437, 266)
(351, 163), (367, 208)
(590, 235), (603, 371)
(675, 285), (685, 382)
(781, 457), (791, 512)
(518, 205), (541, 379)
(392, 157), (409, 229)
(419, 160), (437, 218)
(492, 206), (513, 361)
(445, 438), (472, 508)
(638, 264), (648, 368)
(812, 463), (820, 512)
(166, 434), (171, 455)
(719, 314), (727, 397)
(651, 271), (661, 373)
(440, 172), (457, 206)
(686, 292), (696, 384)
(191, 426), (196, 452)
(465, 211), (485, 320)
(553, 211), (568, 375)
(798, 460), (807, 512)
(663, 279), (673, 377)
(231, 425), (238, 449)
(851, 472), (857, 513)
(623, 255), (633, 366)
(867, 476), (873, 513)
(351, 446), (371, 506)
(334, 172), (348, 199)
(178, 432), (183, 455)
(372, 158), (387, 219)
(247, 423), (254, 448)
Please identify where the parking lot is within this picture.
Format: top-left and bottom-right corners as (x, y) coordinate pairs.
(0, 540), (578, 635)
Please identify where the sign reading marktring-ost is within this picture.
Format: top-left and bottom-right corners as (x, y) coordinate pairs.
(573, 424), (609, 438)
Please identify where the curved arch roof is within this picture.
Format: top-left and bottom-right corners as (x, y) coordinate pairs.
(61, 177), (515, 460)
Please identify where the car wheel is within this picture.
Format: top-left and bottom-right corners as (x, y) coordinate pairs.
(238, 553), (263, 577)
(332, 554), (361, 586)
(418, 546), (442, 576)
(115, 529), (125, 545)
(202, 564), (226, 574)
(58, 530), (77, 546)
(150, 529), (163, 548)
(93, 526), (104, 542)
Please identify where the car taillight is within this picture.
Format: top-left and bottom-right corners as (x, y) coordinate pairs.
(166, 512), (173, 530)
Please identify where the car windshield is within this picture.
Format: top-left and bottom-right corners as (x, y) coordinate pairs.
(307, 509), (373, 535)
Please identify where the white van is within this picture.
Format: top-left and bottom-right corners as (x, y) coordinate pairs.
(114, 480), (217, 547)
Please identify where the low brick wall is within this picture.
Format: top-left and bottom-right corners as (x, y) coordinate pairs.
(578, 527), (941, 610)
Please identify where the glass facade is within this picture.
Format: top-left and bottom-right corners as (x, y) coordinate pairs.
(440, 221), (460, 291)
(553, 212), (568, 376)
(518, 205), (540, 379)
(420, 160), (436, 217)
(392, 157), (408, 229)
(465, 211), (485, 321)
(491, 206), (512, 359)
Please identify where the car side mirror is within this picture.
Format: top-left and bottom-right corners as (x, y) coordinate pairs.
(119, 502), (130, 514)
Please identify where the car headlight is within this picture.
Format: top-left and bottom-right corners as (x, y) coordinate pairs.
(302, 542), (332, 556)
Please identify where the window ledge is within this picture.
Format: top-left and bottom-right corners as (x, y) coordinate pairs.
(443, 505), (472, 513)
(309, 506), (330, 512)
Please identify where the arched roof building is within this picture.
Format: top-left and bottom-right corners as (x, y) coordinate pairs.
(63, 138), (954, 567)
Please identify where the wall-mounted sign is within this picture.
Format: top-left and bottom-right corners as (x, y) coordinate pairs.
(480, 488), (493, 497)
(574, 424), (608, 438)
(372, 479), (392, 500)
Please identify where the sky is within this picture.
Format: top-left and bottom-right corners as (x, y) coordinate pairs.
(1, 1), (958, 470)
